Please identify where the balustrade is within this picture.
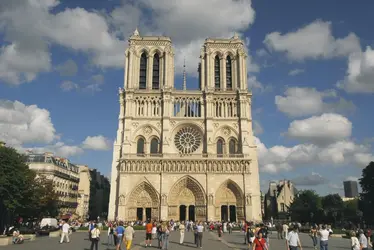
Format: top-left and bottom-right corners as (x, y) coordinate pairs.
(213, 97), (237, 118)
(172, 96), (202, 117)
(134, 96), (162, 117)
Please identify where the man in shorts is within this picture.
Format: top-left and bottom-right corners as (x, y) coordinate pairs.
(145, 220), (153, 247)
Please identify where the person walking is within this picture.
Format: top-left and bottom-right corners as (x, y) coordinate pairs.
(90, 224), (100, 250)
(286, 225), (303, 250)
(252, 231), (268, 250)
(351, 231), (360, 250)
(115, 222), (125, 250)
(60, 221), (70, 244)
(310, 225), (318, 249)
(161, 222), (170, 250)
(196, 222), (204, 248)
(107, 223), (115, 246)
(179, 221), (185, 244)
(124, 223), (135, 250)
(318, 225), (329, 250)
(358, 229), (369, 250)
(283, 222), (289, 239)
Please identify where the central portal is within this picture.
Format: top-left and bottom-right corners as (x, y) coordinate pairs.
(179, 205), (195, 221)
(188, 205), (195, 222)
(179, 205), (187, 221)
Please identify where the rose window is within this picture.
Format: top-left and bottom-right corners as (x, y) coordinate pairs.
(174, 127), (201, 154)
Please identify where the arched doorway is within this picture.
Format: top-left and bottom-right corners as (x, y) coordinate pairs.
(126, 181), (159, 221)
(215, 179), (244, 222)
(168, 175), (206, 221)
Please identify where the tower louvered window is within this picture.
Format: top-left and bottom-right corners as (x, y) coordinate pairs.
(139, 53), (147, 89)
(214, 55), (220, 90)
(226, 56), (232, 90)
(152, 54), (160, 89)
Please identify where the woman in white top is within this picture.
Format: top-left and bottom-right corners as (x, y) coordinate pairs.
(351, 231), (360, 250)
(90, 224), (101, 250)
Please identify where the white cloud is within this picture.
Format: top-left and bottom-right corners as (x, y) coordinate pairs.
(56, 59), (78, 76)
(288, 69), (304, 76)
(337, 46), (374, 93)
(275, 87), (355, 117)
(0, 100), (56, 146)
(60, 81), (79, 91)
(109, 0), (257, 76)
(82, 135), (111, 151)
(264, 20), (360, 61)
(286, 113), (352, 145)
(0, 0), (123, 84)
(256, 135), (374, 174)
(24, 142), (84, 158)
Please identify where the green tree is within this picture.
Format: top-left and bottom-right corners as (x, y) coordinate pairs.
(0, 146), (35, 228)
(289, 190), (322, 223)
(0, 145), (60, 228)
(343, 199), (359, 222)
(321, 194), (344, 224)
(359, 161), (374, 224)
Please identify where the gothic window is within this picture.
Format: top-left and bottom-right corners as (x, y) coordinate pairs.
(137, 137), (145, 155)
(139, 53), (147, 89)
(226, 56), (232, 90)
(229, 138), (238, 156)
(152, 53), (160, 89)
(150, 138), (159, 154)
(214, 55), (220, 90)
(217, 138), (224, 157)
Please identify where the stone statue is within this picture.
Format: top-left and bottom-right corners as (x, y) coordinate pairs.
(161, 194), (167, 206)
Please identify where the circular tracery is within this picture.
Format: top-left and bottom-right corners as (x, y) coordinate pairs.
(174, 127), (201, 154)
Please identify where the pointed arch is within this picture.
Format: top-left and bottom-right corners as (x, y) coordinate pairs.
(152, 53), (160, 89)
(214, 55), (221, 90)
(136, 137), (145, 155)
(168, 175), (206, 206)
(139, 53), (147, 89)
(216, 137), (225, 157)
(226, 55), (232, 90)
(215, 179), (244, 207)
(126, 181), (160, 220)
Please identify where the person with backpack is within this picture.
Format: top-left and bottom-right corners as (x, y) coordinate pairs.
(246, 225), (255, 248)
(107, 223), (115, 246)
(114, 222), (125, 250)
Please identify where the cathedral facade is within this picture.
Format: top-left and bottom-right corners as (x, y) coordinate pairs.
(108, 29), (262, 222)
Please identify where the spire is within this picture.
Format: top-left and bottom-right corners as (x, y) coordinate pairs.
(183, 58), (186, 90)
(232, 32), (239, 40)
(133, 27), (140, 36)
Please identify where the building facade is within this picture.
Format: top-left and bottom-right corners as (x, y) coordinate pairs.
(343, 181), (359, 198)
(27, 152), (80, 215)
(77, 165), (111, 220)
(264, 180), (297, 220)
(108, 29), (261, 222)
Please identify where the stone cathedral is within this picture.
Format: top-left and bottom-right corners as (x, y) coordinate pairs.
(108, 29), (261, 222)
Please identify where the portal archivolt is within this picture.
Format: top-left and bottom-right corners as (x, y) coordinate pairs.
(127, 181), (159, 221)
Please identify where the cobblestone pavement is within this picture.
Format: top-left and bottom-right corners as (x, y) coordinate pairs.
(3, 231), (352, 250)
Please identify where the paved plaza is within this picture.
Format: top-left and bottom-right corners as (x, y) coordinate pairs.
(3, 231), (351, 250)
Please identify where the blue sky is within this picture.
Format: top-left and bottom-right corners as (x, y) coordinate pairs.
(0, 0), (373, 196)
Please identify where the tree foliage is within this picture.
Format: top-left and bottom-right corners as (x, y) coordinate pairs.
(359, 161), (374, 224)
(289, 190), (322, 223)
(0, 145), (59, 228)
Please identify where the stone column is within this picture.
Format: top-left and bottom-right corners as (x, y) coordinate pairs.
(227, 205), (230, 221)
(127, 50), (134, 89)
(200, 54), (205, 90)
(206, 53), (211, 89)
(221, 56), (226, 91)
(147, 55), (154, 90)
(124, 49), (129, 89)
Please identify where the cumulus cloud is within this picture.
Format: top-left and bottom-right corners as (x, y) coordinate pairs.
(0, 100), (56, 145)
(286, 113), (352, 145)
(337, 46), (374, 93)
(253, 121), (263, 135)
(0, 0), (123, 84)
(23, 142), (84, 158)
(292, 172), (329, 186)
(82, 135), (111, 151)
(264, 20), (360, 61)
(275, 87), (355, 117)
(256, 135), (374, 174)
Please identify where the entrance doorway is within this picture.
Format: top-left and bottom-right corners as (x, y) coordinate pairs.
(145, 208), (152, 221)
(221, 205), (228, 221)
(188, 205), (195, 222)
(137, 208), (143, 221)
(229, 205), (236, 222)
(179, 205), (187, 221)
